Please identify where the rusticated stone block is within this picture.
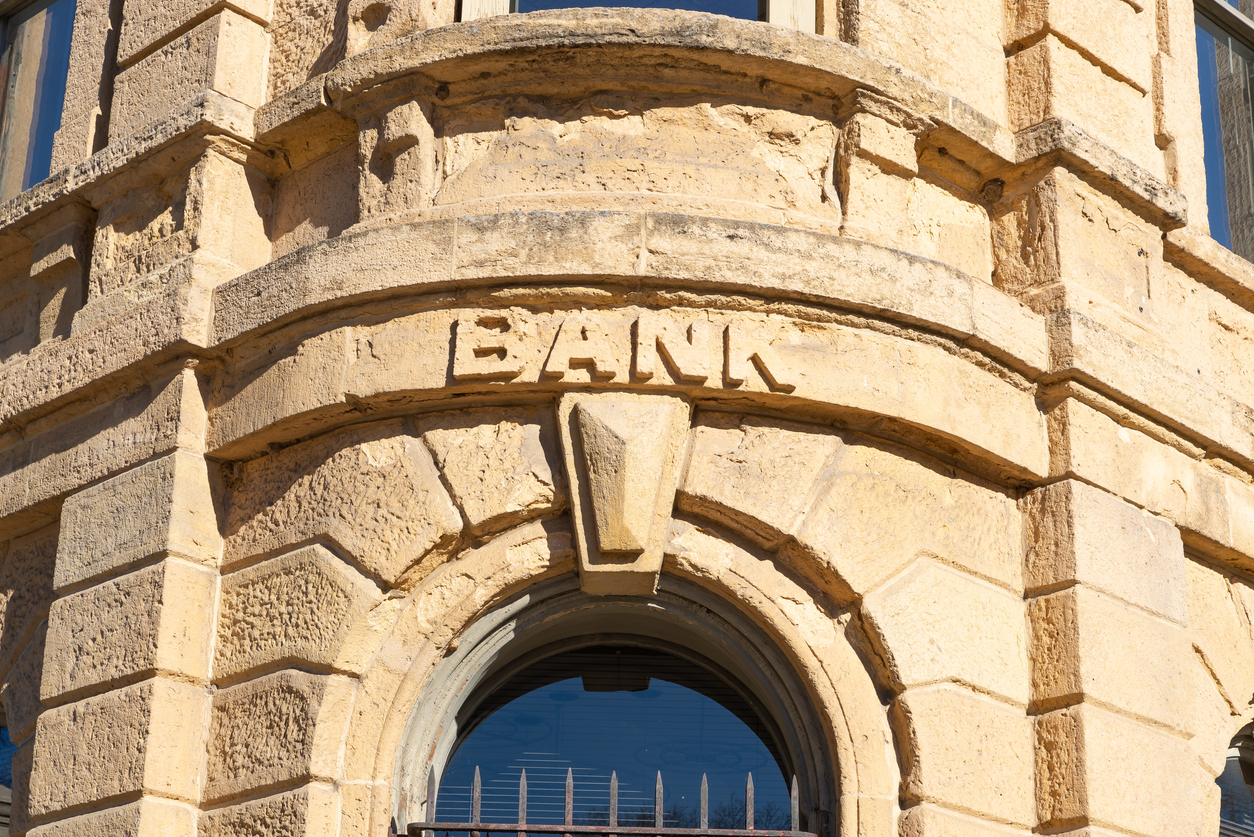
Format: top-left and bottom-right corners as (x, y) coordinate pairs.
(0, 524), (57, 676)
(30, 678), (209, 818)
(898, 686), (1034, 828)
(200, 785), (339, 837)
(1036, 704), (1204, 836)
(206, 670), (353, 802)
(57, 450), (222, 592)
(27, 797), (197, 837)
(215, 544), (381, 681)
(2, 620), (47, 743)
(680, 413), (843, 548)
(863, 560), (1029, 706)
(224, 421), (463, 586)
(416, 406), (565, 536)
(43, 559), (216, 702)
(1029, 585), (1190, 730)
(899, 804), (1031, 837)
(1024, 480), (1185, 623)
(794, 440), (1021, 600)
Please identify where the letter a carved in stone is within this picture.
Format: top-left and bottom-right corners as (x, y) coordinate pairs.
(557, 393), (692, 595)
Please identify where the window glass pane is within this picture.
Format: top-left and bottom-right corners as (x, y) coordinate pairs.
(1219, 738), (1254, 836)
(514, 0), (761, 20)
(0, 0), (76, 202)
(438, 646), (790, 829)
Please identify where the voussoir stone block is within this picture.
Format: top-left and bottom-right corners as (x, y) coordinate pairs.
(224, 420), (463, 587)
(215, 544), (382, 682)
(679, 412), (843, 548)
(206, 670), (353, 802)
(898, 685), (1035, 828)
(0, 524), (57, 676)
(1029, 585), (1190, 730)
(793, 440), (1021, 601)
(200, 785), (339, 837)
(862, 560), (1029, 706)
(1024, 480), (1186, 623)
(416, 406), (566, 536)
(27, 797), (197, 837)
(43, 559), (216, 703)
(30, 678), (209, 818)
(57, 450), (222, 592)
(2, 620), (47, 743)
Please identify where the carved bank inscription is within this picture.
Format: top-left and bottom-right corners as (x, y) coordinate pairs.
(453, 311), (796, 392)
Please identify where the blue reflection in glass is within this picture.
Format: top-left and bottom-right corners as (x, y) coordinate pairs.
(1220, 754), (1254, 834)
(514, 0), (760, 20)
(1198, 15), (1234, 251)
(438, 647), (790, 830)
(0, 727), (16, 788)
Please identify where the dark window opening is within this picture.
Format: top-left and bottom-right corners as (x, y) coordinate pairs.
(511, 0), (762, 20)
(1220, 726), (1254, 837)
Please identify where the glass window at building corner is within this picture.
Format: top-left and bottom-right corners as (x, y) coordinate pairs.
(1219, 726), (1254, 836)
(0, 0), (76, 203)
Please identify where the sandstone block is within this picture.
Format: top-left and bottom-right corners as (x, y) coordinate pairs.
(57, 450), (222, 592)
(43, 559), (216, 703)
(111, 10), (269, 139)
(863, 560), (1029, 706)
(1006, 0), (1153, 93)
(224, 420), (463, 586)
(1036, 704), (1203, 836)
(846, 112), (917, 177)
(1185, 559), (1254, 712)
(898, 686), (1035, 827)
(2, 620), (47, 743)
(1024, 480), (1186, 623)
(27, 798), (197, 837)
(215, 544), (381, 682)
(1008, 36), (1159, 177)
(206, 670), (353, 802)
(899, 803), (1032, 837)
(118, 0), (274, 66)
(679, 413), (842, 548)
(30, 678), (209, 818)
(794, 440), (1021, 600)
(416, 406), (565, 536)
(200, 785), (339, 837)
(1029, 585), (1190, 729)
(0, 524), (57, 676)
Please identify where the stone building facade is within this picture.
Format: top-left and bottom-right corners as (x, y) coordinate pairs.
(0, 0), (1251, 835)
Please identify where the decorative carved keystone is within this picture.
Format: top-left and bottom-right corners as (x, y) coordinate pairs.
(558, 393), (692, 595)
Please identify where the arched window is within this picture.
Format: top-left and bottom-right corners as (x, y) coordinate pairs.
(1220, 725), (1254, 836)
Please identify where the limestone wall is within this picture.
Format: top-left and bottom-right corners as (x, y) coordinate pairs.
(0, 0), (1250, 835)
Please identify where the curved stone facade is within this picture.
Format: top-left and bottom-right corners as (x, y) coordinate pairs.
(0, 1), (1251, 835)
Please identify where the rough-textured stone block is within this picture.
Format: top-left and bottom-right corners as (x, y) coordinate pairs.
(794, 440), (1021, 600)
(680, 413), (843, 548)
(206, 670), (353, 802)
(27, 798), (197, 837)
(1024, 480), (1186, 623)
(1185, 559), (1254, 712)
(118, 0), (274, 66)
(30, 678), (209, 818)
(2, 620), (47, 743)
(224, 420), (463, 586)
(200, 785), (339, 837)
(416, 406), (565, 536)
(847, 112), (917, 176)
(0, 524), (57, 675)
(1029, 585), (1190, 729)
(57, 450), (222, 592)
(215, 544), (381, 681)
(863, 560), (1029, 706)
(1036, 704), (1203, 836)
(899, 804), (1031, 837)
(899, 686), (1035, 828)
(43, 559), (216, 702)
(111, 10), (269, 139)
(1006, 0), (1152, 93)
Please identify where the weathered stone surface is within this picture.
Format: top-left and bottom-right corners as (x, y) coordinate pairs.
(679, 413), (843, 548)
(200, 785), (339, 837)
(43, 559), (216, 702)
(0, 524), (57, 676)
(898, 686), (1035, 828)
(416, 406), (565, 536)
(224, 421), (463, 586)
(863, 560), (1029, 706)
(57, 450), (222, 592)
(206, 670), (353, 802)
(215, 544), (381, 681)
(2, 620), (47, 743)
(1185, 559), (1254, 713)
(27, 798), (197, 837)
(30, 678), (209, 817)
(794, 440), (1021, 601)
(899, 804), (1031, 837)
(1024, 480), (1186, 623)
